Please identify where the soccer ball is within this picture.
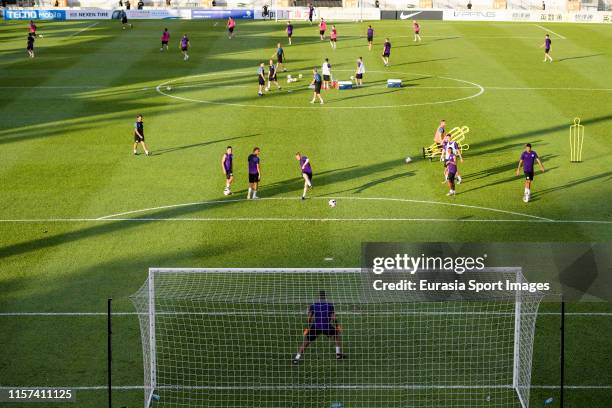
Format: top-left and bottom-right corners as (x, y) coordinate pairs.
(287, 74), (293, 79)
(166, 86), (171, 91)
(350, 76), (355, 81)
(405, 156), (412, 163)
(328, 199), (337, 208)
(298, 74), (303, 79)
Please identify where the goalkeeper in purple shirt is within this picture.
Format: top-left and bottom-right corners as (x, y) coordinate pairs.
(293, 290), (343, 364)
(516, 143), (545, 203)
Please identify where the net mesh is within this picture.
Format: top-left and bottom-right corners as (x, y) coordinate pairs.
(131, 268), (543, 408)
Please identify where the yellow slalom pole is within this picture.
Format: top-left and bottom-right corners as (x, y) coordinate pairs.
(569, 118), (584, 162)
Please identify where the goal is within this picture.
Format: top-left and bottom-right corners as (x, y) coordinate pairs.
(130, 268), (543, 408)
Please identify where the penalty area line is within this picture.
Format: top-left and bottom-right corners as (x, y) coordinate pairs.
(0, 218), (611, 224)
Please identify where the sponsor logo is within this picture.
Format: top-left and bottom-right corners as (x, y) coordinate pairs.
(67, 10), (111, 19)
(4, 9), (65, 20)
(511, 12), (532, 21)
(399, 11), (422, 20)
(453, 11), (497, 18)
(539, 13), (563, 21)
(191, 9), (254, 20)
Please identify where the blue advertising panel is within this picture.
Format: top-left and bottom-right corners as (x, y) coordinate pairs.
(4, 9), (66, 20)
(191, 9), (253, 20)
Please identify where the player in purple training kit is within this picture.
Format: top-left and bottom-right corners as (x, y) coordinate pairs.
(445, 147), (458, 196)
(367, 25), (374, 51)
(180, 34), (190, 61)
(221, 146), (233, 195)
(286, 21), (293, 45)
(247, 147), (261, 199)
(516, 143), (545, 202)
(295, 152), (313, 200)
(382, 38), (391, 66)
(541, 34), (553, 63)
(293, 290), (343, 364)
(442, 133), (463, 184)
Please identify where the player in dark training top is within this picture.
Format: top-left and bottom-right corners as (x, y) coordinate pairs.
(516, 143), (545, 203)
(295, 152), (313, 200)
(445, 147), (458, 196)
(286, 21), (293, 45)
(247, 147), (261, 199)
(257, 63), (266, 96)
(26, 33), (35, 58)
(293, 290), (343, 364)
(308, 3), (314, 24)
(221, 146), (233, 195)
(381, 38), (391, 66)
(180, 34), (190, 61)
(541, 34), (553, 62)
(132, 114), (150, 156)
(273, 43), (287, 72)
(266, 59), (281, 92)
(121, 12), (132, 30)
(367, 25), (374, 51)
(310, 68), (324, 104)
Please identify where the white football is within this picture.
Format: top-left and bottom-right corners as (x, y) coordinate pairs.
(405, 157), (412, 163)
(166, 86), (171, 91)
(350, 76), (355, 80)
(298, 74), (303, 79)
(328, 199), (337, 208)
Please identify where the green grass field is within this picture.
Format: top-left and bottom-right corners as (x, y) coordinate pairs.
(0, 17), (611, 407)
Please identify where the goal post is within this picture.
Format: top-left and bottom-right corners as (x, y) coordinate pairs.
(131, 268), (543, 408)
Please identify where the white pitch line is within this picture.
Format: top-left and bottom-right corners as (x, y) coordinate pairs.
(0, 384), (609, 390)
(0, 217), (611, 224)
(533, 24), (567, 40)
(68, 22), (99, 37)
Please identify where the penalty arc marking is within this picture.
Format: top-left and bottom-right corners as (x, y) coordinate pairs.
(95, 196), (553, 222)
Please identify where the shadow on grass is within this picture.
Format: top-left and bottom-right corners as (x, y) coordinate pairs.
(0, 159), (409, 260)
(153, 133), (259, 156)
(557, 54), (603, 62)
(530, 170), (612, 200)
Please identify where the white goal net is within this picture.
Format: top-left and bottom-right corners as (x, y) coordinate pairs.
(131, 268), (543, 408)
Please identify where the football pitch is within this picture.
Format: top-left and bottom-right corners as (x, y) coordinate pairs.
(0, 18), (611, 407)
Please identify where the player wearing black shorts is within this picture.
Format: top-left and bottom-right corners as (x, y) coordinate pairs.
(132, 114), (150, 156)
(293, 290), (343, 364)
(295, 152), (313, 199)
(310, 68), (323, 104)
(247, 147), (261, 199)
(516, 143), (545, 202)
(266, 59), (281, 92)
(160, 28), (170, 51)
(257, 63), (266, 96)
(221, 146), (233, 195)
(26, 33), (35, 58)
(121, 12), (132, 29)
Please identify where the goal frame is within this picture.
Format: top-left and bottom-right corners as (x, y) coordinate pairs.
(140, 267), (535, 408)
